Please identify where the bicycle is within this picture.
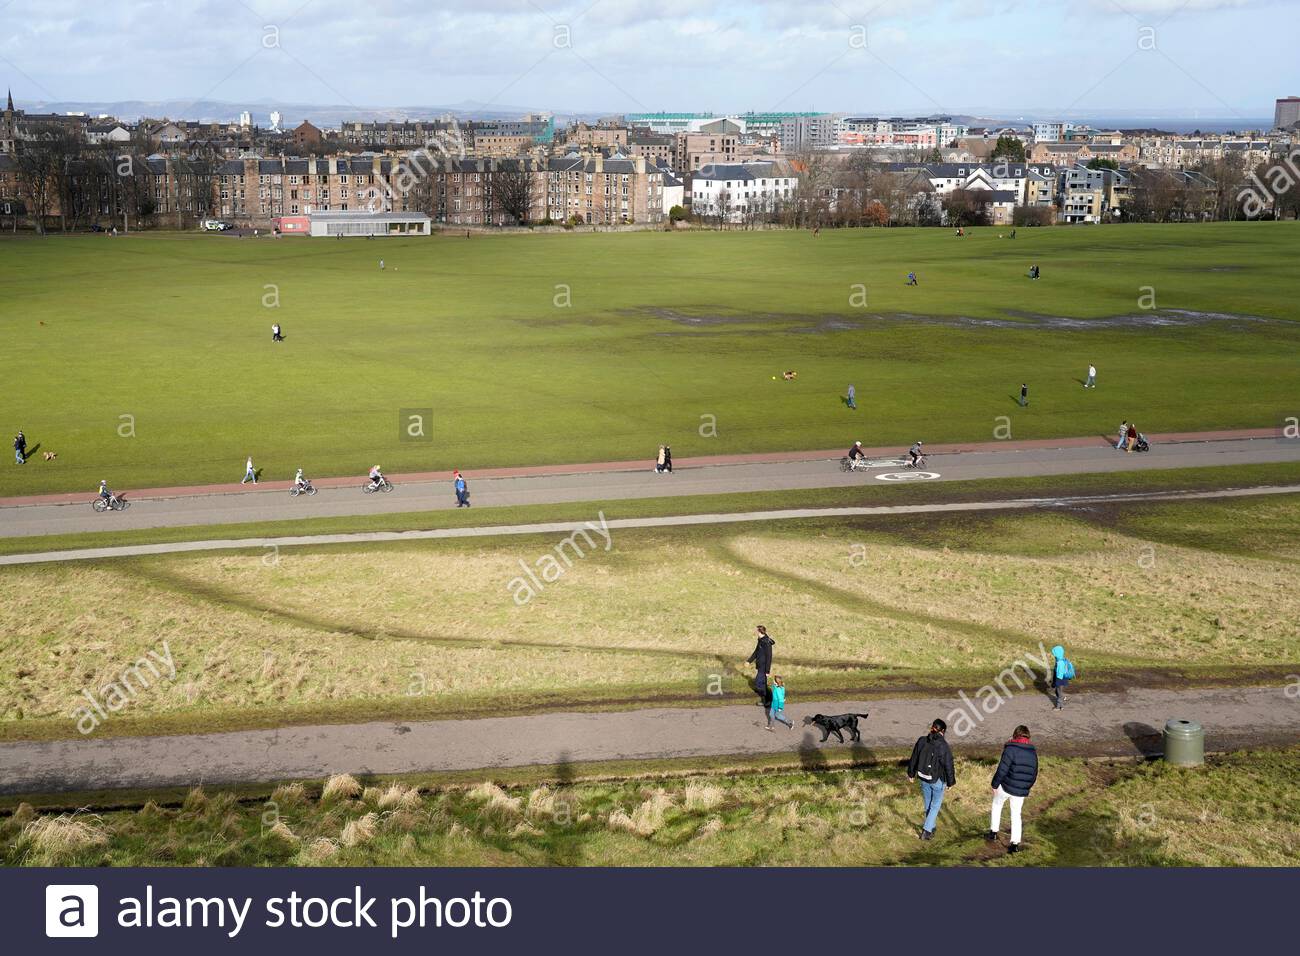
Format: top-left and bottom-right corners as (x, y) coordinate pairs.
(91, 494), (129, 512)
(289, 480), (317, 497)
(840, 456), (871, 473)
(362, 477), (395, 494)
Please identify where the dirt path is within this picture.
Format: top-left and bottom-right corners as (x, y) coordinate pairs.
(2, 684), (1293, 795)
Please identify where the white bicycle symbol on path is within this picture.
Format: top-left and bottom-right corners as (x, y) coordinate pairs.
(875, 471), (941, 481)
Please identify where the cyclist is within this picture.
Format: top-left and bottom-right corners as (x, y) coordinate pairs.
(907, 441), (924, 467)
(847, 440), (866, 461)
(294, 467), (308, 491)
(98, 479), (117, 508)
(368, 464), (385, 490)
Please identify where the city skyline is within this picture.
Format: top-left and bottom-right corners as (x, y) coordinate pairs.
(1, 0), (1296, 120)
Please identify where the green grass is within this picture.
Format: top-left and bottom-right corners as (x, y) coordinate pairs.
(4, 223), (1299, 498)
(3, 490), (1295, 742)
(2, 457), (1297, 558)
(6, 748), (1298, 866)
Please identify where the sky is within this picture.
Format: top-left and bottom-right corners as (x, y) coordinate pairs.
(1, 0), (1296, 119)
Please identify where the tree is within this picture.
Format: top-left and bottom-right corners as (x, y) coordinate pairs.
(1086, 157), (1118, 171)
(668, 204), (686, 222)
(15, 136), (60, 233)
(942, 188), (992, 226)
(487, 159), (534, 225)
(991, 135), (1026, 162)
(1012, 205), (1054, 226)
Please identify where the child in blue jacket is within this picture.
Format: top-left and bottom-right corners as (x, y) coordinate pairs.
(767, 676), (793, 730)
(1051, 645), (1075, 710)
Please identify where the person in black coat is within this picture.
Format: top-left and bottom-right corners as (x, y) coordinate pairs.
(746, 625), (775, 707)
(906, 718), (956, 840)
(987, 725), (1039, 853)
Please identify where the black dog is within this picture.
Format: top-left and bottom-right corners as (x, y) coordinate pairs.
(803, 713), (870, 743)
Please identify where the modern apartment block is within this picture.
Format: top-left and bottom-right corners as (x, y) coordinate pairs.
(1273, 96), (1300, 130)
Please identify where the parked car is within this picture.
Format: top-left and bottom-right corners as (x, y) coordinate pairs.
(201, 219), (234, 231)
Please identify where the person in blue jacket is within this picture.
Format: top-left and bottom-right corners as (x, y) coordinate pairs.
(766, 676), (793, 730)
(987, 725), (1038, 853)
(1050, 644), (1074, 710)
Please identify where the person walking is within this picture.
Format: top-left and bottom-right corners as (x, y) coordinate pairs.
(1019, 383), (1029, 407)
(1117, 421), (1129, 451)
(907, 718), (956, 840)
(241, 456), (257, 484)
(662, 445), (672, 474)
(987, 725), (1038, 854)
(766, 676), (793, 730)
(746, 625), (775, 708)
(1084, 364), (1096, 388)
(14, 430), (26, 465)
(655, 445), (667, 474)
(847, 384), (857, 410)
(453, 470), (470, 508)
(906, 271), (918, 286)
(379, 259), (385, 270)
(271, 322), (283, 342)
(1126, 422), (1138, 453)
(1050, 644), (1075, 710)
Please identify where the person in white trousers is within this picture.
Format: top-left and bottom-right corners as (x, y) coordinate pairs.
(987, 725), (1038, 854)
(241, 456), (257, 484)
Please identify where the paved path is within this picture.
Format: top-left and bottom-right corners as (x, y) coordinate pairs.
(3, 485), (1297, 567)
(2, 429), (1295, 541)
(2, 685), (1291, 795)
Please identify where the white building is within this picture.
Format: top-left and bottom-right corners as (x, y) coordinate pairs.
(306, 209), (431, 237)
(690, 162), (798, 221)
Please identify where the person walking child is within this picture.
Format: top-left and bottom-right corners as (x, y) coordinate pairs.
(766, 676), (793, 730)
(746, 625), (775, 708)
(987, 724), (1038, 854)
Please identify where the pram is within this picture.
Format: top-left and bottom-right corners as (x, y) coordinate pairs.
(1134, 433), (1150, 453)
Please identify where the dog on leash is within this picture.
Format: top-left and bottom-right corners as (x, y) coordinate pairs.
(803, 712), (870, 743)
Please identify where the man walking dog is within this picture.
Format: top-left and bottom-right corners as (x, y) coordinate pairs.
(907, 718), (956, 840)
(987, 725), (1038, 854)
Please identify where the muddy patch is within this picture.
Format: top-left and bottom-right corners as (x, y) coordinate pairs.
(626, 306), (1277, 335)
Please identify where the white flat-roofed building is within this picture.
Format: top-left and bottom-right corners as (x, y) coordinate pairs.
(306, 209), (431, 236)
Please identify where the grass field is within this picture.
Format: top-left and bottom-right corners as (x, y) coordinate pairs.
(4, 223), (1299, 498)
(3, 491), (1295, 741)
(6, 748), (1298, 866)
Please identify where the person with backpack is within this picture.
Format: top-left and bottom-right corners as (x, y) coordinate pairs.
(987, 724), (1038, 854)
(1050, 644), (1075, 710)
(906, 718), (956, 840)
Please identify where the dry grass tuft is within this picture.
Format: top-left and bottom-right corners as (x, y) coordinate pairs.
(340, 812), (379, 847)
(181, 787), (208, 813)
(467, 781), (523, 819)
(376, 783), (422, 811)
(695, 816), (724, 839)
(321, 774), (362, 803)
(608, 789), (674, 837)
(301, 837), (339, 863)
(684, 781), (724, 811)
(270, 781), (308, 807)
(266, 820), (300, 846)
(21, 812), (108, 864)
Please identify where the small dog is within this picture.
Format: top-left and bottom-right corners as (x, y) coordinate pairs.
(42, 451), (57, 461)
(803, 712), (870, 743)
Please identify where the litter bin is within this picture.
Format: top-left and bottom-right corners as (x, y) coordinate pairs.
(1163, 719), (1204, 767)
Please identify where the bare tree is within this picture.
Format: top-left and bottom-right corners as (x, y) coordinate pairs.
(488, 159), (535, 225)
